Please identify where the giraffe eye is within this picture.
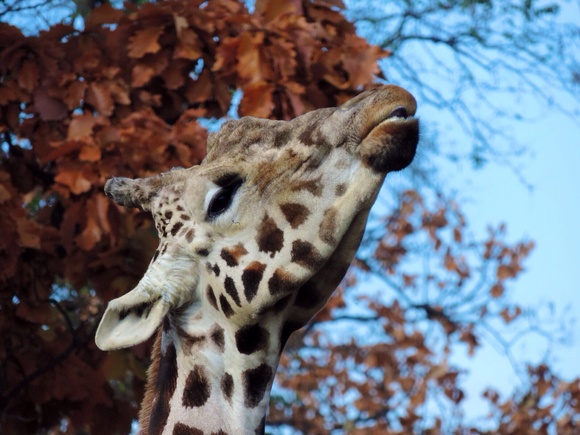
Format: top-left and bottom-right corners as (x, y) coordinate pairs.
(206, 178), (244, 220)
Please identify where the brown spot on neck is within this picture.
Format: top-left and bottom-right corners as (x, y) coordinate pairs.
(291, 240), (323, 270)
(182, 365), (211, 407)
(268, 268), (298, 296)
(235, 323), (270, 355)
(221, 372), (234, 402)
(220, 243), (248, 267)
(224, 276), (242, 307)
(290, 176), (323, 196)
(256, 214), (284, 257)
(279, 202), (310, 229)
(319, 207), (338, 245)
(242, 363), (273, 408)
(242, 261), (266, 302)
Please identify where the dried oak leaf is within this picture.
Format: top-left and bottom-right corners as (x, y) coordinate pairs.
(132, 64), (157, 88)
(239, 82), (275, 118)
(85, 82), (115, 116)
(174, 27), (202, 60)
(236, 32), (271, 83)
(68, 113), (97, 140)
(128, 26), (165, 58)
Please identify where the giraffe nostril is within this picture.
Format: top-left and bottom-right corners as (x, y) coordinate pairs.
(387, 106), (408, 119)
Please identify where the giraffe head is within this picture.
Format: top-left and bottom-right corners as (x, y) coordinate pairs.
(95, 85), (418, 352)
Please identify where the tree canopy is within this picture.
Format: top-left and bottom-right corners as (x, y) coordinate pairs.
(1, 0), (579, 434)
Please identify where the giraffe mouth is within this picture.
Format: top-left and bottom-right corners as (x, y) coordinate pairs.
(360, 103), (419, 173)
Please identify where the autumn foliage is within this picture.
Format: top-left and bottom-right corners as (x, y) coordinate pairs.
(0, 0), (578, 434)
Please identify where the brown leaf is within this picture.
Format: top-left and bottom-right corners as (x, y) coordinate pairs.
(490, 283), (504, 298)
(239, 82), (275, 117)
(33, 88), (68, 121)
(236, 32), (270, 83)
(500, 306), (522, 324)
(85, 3), (124, 30)
(54, 166), (92, 195)
(453, 227), (462, 243)
(79, 145), (102, 162)
(0, 184), (12, 203)
(257, 0), (299, 23)
(16, 216), (42, 249)
(444, 249), (458, 272)
(497, 264), (515, 280)
(128, 26), (165, 58)
(68, 113), (96, 140)
(59, 80), (84, 111)
(86, 82), (115, 116)
(174, 28), (202, 60)
(18, 59), (39, 93)
(132, 64), (156, 87)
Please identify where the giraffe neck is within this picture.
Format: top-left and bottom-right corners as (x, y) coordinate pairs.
(140, 311), (283, 435)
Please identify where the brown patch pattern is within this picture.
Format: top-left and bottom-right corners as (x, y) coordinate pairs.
(335, 183), (347, 196)
(221, 372), (234, 401)
(268, 268), (297, 296)
(219, 294), (234, 318)
(273, 128), (292, 148)
(242, 261), (266, 302)
(256, 214), (284, 257)
(279, 202), (310, 229)
(206, 262), (221, 276)
(319, 207), (338, 245)
(235, 323), (270, 355)
(170, 221), (184, 236)
(224, 276), (242, 307)
(220, 243), (248, 267)
(297, 123), (319, 146)
(211, 325), (225, 351)
(242, 363), (273, 408)
(196, 248), (210, 257)
(289, 177), (323, 196)
(185, 228), (195, 243)
(291, 240), (323, 270)
(182, 365), (211, 408)
(206, 285), (218, 310)
(173, 423), (203, 435)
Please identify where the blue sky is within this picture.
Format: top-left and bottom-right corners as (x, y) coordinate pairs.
(407, 6), (580, 421)
(438, 98), (580, 419)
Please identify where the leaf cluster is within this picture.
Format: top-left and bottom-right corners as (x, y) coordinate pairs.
(0, 0), (385, 432)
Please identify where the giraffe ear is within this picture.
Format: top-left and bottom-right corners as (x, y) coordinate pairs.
(95, 290), (169, 351)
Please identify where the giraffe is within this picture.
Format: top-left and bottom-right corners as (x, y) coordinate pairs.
(95, 85), (419, 434)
